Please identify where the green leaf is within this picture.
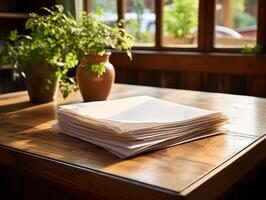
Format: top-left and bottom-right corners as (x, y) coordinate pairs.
(55, 4), (64, 13)
(9, 30), (18, 41)
(65, 52), (78, 68)
(86, 62), (106, 76)
(241, 43), (263, 55)
(95, 7), (104, 17)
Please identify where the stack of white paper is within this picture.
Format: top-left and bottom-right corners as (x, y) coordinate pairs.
(55, 96), (228, 158)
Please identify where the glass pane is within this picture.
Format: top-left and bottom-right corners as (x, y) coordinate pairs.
(163, 0), (199, 47)
(215, 0), (258, 48)
(125, 0), (155, 46)
(92, 0), (118, 26)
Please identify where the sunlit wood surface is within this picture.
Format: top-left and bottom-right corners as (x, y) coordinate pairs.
(0, 84), (265, 200)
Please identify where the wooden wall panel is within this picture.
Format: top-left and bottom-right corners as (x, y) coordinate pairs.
(179, 72), (202, 91)
(247, 76), (266, 97)
(115, 69), (266, 97)
(230, 75), (247, 95)
(202, 74), (224, 93)
(137, 70), (161, 87)
(111, 52), (266, 97)
(159, 71), (180, 88)
(111, 52), (266, 76)
(124, 69), (139, 84)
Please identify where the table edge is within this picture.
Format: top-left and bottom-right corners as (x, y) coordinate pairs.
(0, 144), (182, 200)
(181, 135), (266, 199)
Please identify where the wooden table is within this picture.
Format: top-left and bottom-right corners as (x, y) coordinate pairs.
(0, 84), (265, 200)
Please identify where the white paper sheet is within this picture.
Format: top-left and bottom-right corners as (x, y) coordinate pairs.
(55, 96), (229, 158)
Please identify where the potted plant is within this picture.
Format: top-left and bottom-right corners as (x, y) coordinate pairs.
(0, 5), (79, 103)
(73, 8), (134, 102)
(0, 5), (134, 103)
(0, 5), (78, 103)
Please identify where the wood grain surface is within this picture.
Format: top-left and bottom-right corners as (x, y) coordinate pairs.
(0, 84), (265, 200)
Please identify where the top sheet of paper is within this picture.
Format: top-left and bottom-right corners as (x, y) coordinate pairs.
(59, 96), (220, 124)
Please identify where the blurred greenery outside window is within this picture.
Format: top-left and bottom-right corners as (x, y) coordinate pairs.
(90, 0), (200, 47)
(61, 0), (258, 49)
(163, 0), (199, 47)
(92, 0), (118, 24)
(215, 0), (258, 48)
(125, 0), (155, 46)
(90, 0), (155, 46)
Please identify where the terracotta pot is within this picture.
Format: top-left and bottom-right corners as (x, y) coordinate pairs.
(24, 61), (57, 103)
(76, 52), (115, 102)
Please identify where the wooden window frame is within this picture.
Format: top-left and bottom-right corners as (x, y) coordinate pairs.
(84, 0), (266, 54)
(83, 0), (266, 80)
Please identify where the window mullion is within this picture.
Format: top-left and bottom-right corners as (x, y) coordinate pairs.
(198, 0), (215, 52)
(117, 0), (125, 27)
(257, 0), (266, 53)
(84, 0), (92, 13)
(155, 0), (163, 48)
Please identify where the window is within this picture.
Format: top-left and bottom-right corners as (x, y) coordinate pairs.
(84, 0), (265, 52)
(92, 0), (118, 25)
(215, 0), (258, 48)
(82, 0), (266, 98)
(163, 0), (199, 47)
(125, 0), (155, 46)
